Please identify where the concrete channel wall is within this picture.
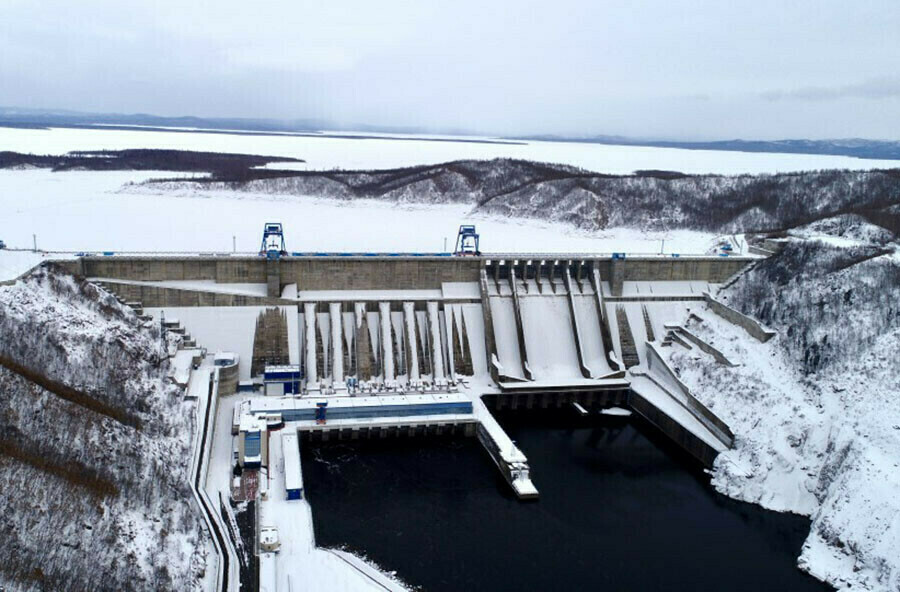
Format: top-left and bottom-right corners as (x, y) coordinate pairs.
(644, 342), (735, 447)
(703, 293), (777, 342)
(562, 269), (592, 378)
(673, 326), (738, 367)
(627, 389), (722, 468)
(94, 281), (290, 307)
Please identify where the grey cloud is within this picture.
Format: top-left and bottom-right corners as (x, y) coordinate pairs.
(762, 78), (900, 102)
(1, 0), (900, 139)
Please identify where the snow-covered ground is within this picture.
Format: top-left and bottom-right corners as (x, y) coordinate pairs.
(4, 125), (900, 174)
(0, 249), (46, 282)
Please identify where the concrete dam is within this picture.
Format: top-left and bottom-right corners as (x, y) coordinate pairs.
(59, 250), (754, 499)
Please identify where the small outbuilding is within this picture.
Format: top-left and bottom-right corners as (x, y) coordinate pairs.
(282, 429), (303, 500)
(238, 414), (268, 469)
(263, 364), (302, 396)
(259, 526), (280, 552)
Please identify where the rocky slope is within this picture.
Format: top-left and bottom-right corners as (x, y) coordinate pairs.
(0, 267), (208, 591)
(663, 233), (900, 590)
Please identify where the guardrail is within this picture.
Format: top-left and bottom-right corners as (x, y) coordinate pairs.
(5, 246), (753, 260)
(188, 368), (240, 592)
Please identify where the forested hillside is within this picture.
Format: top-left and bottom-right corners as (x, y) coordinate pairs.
(0, 267), (208, 591)
(152, 158), (900, 235)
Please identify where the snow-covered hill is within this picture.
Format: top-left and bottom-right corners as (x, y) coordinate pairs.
(150, 159), (900, 234)
(662, 235), (900, 590)
(0, 267), (208, 591)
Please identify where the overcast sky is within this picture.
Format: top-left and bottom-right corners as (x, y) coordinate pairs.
(2, 0), (899, 140)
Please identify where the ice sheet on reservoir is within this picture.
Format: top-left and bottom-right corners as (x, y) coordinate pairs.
(5, 126), (900, 175)
(0, 168), (717, 256)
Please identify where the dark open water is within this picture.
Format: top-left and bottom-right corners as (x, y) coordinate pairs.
(301, 409), (832, 591)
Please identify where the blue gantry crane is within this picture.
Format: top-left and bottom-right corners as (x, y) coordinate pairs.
(259, 223), (287, 259)
(454, 225), (480, 256)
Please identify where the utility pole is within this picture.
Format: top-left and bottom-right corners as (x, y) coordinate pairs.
(443, 237), (447, 252)
(660, 238), (665, 255)
(233, 235), (236, 253)
(32, 234), (37, 252)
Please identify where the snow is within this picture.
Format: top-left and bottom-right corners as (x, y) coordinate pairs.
(0, 250), (56, 282)
(187, 365), (213, 400)
(3, 125), (898, 590)
(460, 303), (488, 377)
(145, 305), (300, 381)
(662, 303), (900, 590)
(3, 125), (899, 174)
(489, 296), (524, 379)
(619, 280), (713, 297)
(96, 278), (270, 297)
(0, 168), (717, 257)
(330, 303), (344, 383)
(572, 295), (614, 376)
(296, 288), (442, 301)
(171, 348), (201, 385)
(379, 302), (395, 382)
(441, 281), (481, 299)
(518, 294), (581, 380)
(0, 268), (209, 590)
(600, 407), (632, 417)
(427, 301), (445, 381)
(628, 373), (729, 452)
(282, 429), (303, 494)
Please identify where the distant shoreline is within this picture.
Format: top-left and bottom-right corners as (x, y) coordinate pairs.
(0, 121), (524, 146)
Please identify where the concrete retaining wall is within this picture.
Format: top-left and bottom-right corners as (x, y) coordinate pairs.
(218, 363), (239, 396)
(479, 269), (500, 382)
(65, 255), (753, 313)
(703, 293), (776, 342)
(562, 269), (591, 378)
(675, 327), (738, 366)
(96, 282), (288, 307)
(613, 256), (749, 282)
(628, 389), (721, 468)
(485, 388), (630, 411)
(644, 342), (735, 447)
(282, 258), (481, 290)
(79, 256), (482, 291)
(507, 267), (534, 381)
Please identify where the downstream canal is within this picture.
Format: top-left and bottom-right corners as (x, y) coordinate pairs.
(302, 409), (831, 591)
